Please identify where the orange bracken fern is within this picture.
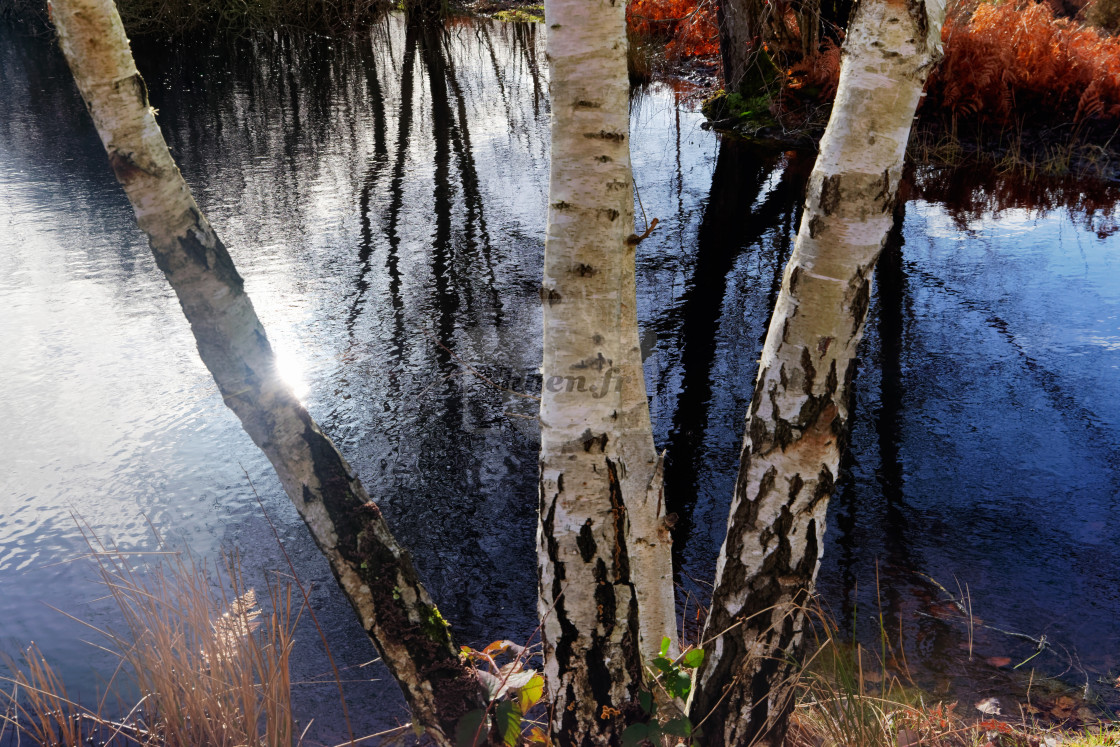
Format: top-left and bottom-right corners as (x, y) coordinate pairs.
(627, 0), (719, 58)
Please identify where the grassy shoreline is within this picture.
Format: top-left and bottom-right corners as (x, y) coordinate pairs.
(5, 561), (1118, 746)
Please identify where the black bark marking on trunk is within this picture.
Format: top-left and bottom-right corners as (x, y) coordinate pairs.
(583, 130), (626, 142)
(541, 456), (640, 743)
(817, 336), (833, 356)
(873, 168), (892, 211)
(807, 214), (824, 239)
(595, 155), (612, 162)
(574, 99), (601, 108)
(300, 420), (355, 504)
(849, 275), (871, 337)
(795, 391), (834, 433)
(175, 230), (245, 290)
(907, 0), (930, 51)
(606, 458), (643, 721)
(107, 149), (154, 184)
(751, 374), (767, 418)
(757, 465), (778, 507)
(539, 476), (581, 740)
(580, 430), (609, 453)
(825, 360), (840, 424)
(787, 473), (804, 506)
(123, 72), (150, 107)
(576, 263), (598, 276)
(819, 174), (842, 215)
(577, 520), (597, 562)
(572, 353), (608, 370)
(605, 458), (631, 581)
(593, 558), (615, 625)
(540, 286), (562, 305)
(808, 467), (835, 512)
(734, 462), (776, 530)
(800, 347), (816, 395)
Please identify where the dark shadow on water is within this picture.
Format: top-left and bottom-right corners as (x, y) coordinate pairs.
(660, 140), (809, 574)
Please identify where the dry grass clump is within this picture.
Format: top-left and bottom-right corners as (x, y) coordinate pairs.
(784, 594), (1120, 747)
(1, 536), (297, 747)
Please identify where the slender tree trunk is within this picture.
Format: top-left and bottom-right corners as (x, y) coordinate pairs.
(717, 0), (763, 94)
(617, 241), (679, 664)
(689, 0), (945, 744)
(538, 0), (678, 739)
(49, 2), (484, 743)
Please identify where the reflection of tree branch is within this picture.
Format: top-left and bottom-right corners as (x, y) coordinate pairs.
(347, 37), (390, 334)
(383, 22), (419, 361)
(442, 29), (503, 318)
(662, 144), (801, 558)
(419, 21), (464, 375)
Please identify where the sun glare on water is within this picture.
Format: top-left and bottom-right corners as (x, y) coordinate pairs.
(273, 349), (310, 402)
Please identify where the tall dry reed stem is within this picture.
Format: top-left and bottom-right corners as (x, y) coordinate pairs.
(1, 529), (298, 747)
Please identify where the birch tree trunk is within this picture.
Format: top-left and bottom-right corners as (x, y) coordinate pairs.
(617, 262), (679, 664)
(538, 0), (677, 740)
(689, 0), (945, 743)
(616, 216), (677, 662)
(49, 2), (484, 742)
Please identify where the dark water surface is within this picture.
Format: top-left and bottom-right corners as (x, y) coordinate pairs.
(3, 14), (1120, 741)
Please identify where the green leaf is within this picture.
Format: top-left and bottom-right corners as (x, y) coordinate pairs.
(663, 716), (693, 737)
(660, 636), (671, 658)
(454, 708), (488, 747)
(517, 674), (545, 714)
(653, 656), (673, 675)
(682, 648), (705, 669)
(495, 701), (521, 747)
(638, 690), (653, 715)
(622, 722), (656, 747)
(667, 672), (692, 699)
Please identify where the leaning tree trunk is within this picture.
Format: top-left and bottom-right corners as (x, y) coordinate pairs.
(538, 0), (678, 740)
(49, 1), (484, 742)
(688, 0), (945, 744)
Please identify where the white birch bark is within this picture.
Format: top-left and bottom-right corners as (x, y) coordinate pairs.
(49, 3), (483, 742)
(689, 0), (945, 744)
(538, 0), (678, 740)
(616, 260), (679, 663)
